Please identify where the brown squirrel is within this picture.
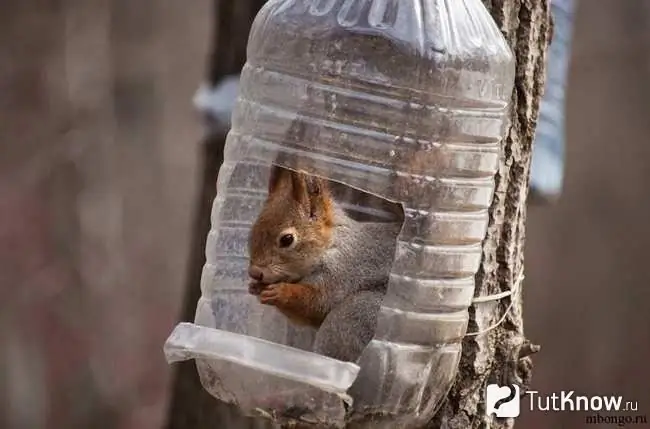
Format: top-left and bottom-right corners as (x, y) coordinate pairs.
(247, 165), (402, 362)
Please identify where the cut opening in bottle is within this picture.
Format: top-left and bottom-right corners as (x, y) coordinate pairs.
(165, 162), (409, 428)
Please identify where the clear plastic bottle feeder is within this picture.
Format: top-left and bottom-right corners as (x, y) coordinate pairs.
(165, 0), (514, 427)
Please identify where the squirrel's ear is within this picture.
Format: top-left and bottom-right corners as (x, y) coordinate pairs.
(268, 165), (291, 195)
(289, 170), (309, 204)
(304, 175), (331, 218)
(304, 174), (323, 198)
(274, 168), (330, 217)
(288, 170), (328, 213)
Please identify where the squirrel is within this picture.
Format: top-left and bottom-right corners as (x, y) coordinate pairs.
(247, 165), (402, 362)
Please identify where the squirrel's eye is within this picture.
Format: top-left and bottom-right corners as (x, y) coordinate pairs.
(278, 233), (295, 248)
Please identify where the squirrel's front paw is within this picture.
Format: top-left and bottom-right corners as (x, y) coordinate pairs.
(258, 282), (322, 327)
(259, 283), (298, 307)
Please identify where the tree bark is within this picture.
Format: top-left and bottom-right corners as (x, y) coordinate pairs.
(165, 0), (552, 428)
(430, 1), (552, 428)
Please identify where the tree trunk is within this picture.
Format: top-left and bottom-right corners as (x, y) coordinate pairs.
(165, 0), (552, 428)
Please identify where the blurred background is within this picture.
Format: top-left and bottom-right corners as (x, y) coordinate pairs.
(1, 1), (648, 429)
(0, 1), (211, 428)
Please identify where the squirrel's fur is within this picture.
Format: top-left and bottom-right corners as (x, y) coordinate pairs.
(248, 165), (401, 362)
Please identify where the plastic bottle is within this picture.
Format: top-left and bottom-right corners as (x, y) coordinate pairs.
(165, 0), (514, 427)
(530, 0), (577, 201)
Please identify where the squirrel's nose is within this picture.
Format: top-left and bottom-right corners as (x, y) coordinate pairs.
(248, 265), (264, 282)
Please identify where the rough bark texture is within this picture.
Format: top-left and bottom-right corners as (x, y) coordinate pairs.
(165, 1), (551, 428)
(430, 1), (552, 428)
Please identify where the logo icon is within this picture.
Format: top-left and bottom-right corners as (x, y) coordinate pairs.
(486, 384), (521, 418)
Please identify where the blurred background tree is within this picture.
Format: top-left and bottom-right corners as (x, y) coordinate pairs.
(0, 1), (210, 428)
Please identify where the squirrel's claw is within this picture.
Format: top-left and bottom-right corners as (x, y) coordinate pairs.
(259, 283), (285, 305)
